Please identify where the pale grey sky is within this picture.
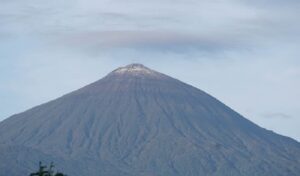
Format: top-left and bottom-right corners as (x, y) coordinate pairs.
(0, 0), (300, 141)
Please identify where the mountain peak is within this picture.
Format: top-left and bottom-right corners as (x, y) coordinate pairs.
(110, 63), (160, 77)
(1, 63), (300, 176)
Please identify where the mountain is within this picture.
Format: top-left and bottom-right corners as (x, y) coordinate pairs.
(0, 64), (299, 176)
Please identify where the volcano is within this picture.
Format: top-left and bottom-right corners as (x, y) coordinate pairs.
(0, 64), (299, 176)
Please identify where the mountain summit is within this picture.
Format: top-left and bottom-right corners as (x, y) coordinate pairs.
(0, 64), (299, 176)
(111, 64), (157, 75)
(107, 64), (166, 81)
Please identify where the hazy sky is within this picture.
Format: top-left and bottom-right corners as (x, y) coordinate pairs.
(1, 0), (300, 141)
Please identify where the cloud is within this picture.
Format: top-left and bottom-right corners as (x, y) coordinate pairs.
(241, 0), (300, 6)
(53, 30), (248, 54)
(1, 0), (299, 55)
(262, 113), (293, 119)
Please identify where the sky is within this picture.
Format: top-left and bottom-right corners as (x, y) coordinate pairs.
(0, 0), (299, 141)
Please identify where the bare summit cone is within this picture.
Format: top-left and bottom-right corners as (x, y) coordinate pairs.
(0, 64), (299, 176)
(110, 63), (160, 76)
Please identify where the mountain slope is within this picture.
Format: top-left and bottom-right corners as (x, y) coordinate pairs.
(0, 64), (299, 176)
